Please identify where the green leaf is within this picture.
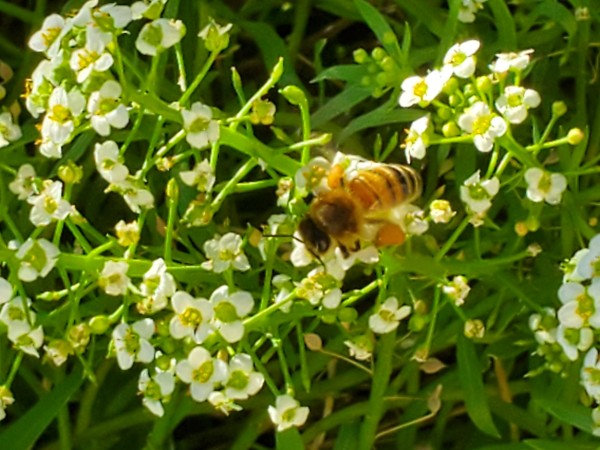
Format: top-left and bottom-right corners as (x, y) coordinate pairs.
(394, 0), (446, 39)
(353, 0), (402, 62)
(524, 439), (598, 450)
(534, 395), (594, 434)
(338, 104), (424, 143)
(333, 422), (360, 450)
(456, 334), (501, 438)
(487, 397), (547, 438)
(311, 85), (372, 128)
(312, 65), (368, 84)
(0, 367), (84, 450)
(488, 0), (517, 50)
(275, 427), (305, 450)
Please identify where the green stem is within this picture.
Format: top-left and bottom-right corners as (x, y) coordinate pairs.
(287, 0), (310, 60)
(5, 351), (23, 386)
(435, 216), (470, 261)
(210, 159), (257, 213)
(164, 184), (178, 264)
(421, 287), (441, 360)
(179, 51), (219, 105)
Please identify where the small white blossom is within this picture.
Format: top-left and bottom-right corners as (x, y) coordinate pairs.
(296, 269), (342, 309)
(208, 391), (242, 415)
(460, 170), (500, 218)
(87, 80), (129, 136)
(556, 325), (593, 361)
(209, 286), (254, 343)
(9, 164), (37, 200)
(577, 235), (600, 280)
(490, 49), (534, 74)
(393, 204), (429, 236)
(99, 260), (130, 296)
(27, 180), (71, 226)
(399, 68), (451, 108)
(224, 354), (264, 400)
(198, 20), (232, 52)
(443, 40), (480, 78)
(563, 248), (589, 283)
(528, 308), (558, 345)
(25, 58), (59, 118)
(268, 395), (309, 432)
(169, 291), (214, 343)
(15, 238), (59, 282)
(0, 386), (14, 421)
(495, 86), (541, 124)
(442, 275), (470, 306)
(581, 348), (600, 401)
(458, 102), (507, 152)
(132, 0), (167, 20)
(139, 258), (176, 313)
(429, 199), (455, 224)
(368, 297), (411, 334)
(10, 325), (44, 357)
(458, 0), (488, 23)
(182, 102), (220, 149)
(138, 368), (175, 417)
(94, 141), (129, 183)
(176, 346), (228, 402)
(115, 220), (141, 247)
(40, 86), (85, 158)
(180, 159), (215, 192)
(28, 14), (69, 57)
(557, 281), (600, 329)
(112, 319), (155, 370)
(0, 297), (35, 334)
(136, 18), (186, 56)
(44, 339), (73, 366)
(202, 233), (250, 273)
(70, 28), (114, 83)
(403, 115), (430, 162)
(294, 156), (331, 196)
(0, 278), (11, 305)
(112, 178), (154, 213)
(0, 112), (21, 148)
(344, 335), (373, 361)
(524, 168), (567, 205)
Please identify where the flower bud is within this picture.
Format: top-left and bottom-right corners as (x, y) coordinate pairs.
(338, 307), (358, 323)
(464, 319), (485, 339)
(353, 48), (369, 64)
(567, 128), (584, 145)
(475, 76), (492, 94)
(552, 101), (567, 117)
(442, 121), (460, 137)
(371, 47), (386, 61)
(89, 315), (111, 334)
(198, 20), (232, 52)
(280, 85), (307, 107)
(58, 161), (83, 184)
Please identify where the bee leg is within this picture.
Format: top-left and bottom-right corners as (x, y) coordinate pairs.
(338, 244), (350, 258)
(375, 223), (406, 247)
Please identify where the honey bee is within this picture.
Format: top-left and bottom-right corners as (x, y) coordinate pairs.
(298, 159), (422, 257)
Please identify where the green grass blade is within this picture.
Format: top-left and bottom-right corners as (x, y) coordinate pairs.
(276, 427), (305, 450)
(311, 85), (372, 128)
(534, 395), (594, 434)
(353, 0), (402, 62)
(488, 0), (517, 50)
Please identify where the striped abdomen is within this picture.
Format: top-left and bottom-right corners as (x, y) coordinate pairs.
(347, 165), (422, 210)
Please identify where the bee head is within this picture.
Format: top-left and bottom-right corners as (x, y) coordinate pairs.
(298, 216), (331, 255)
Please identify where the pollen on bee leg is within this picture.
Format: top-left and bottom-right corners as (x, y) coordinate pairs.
(327, 164), (345, 189)
(375, 223), (406, 247)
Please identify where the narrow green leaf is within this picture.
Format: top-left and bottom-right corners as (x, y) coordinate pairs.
(456, 334), (501, 438)
(487, 397), (547, 438)
(488, 0), (517, 50)
(0, 367), (84, 450)
(524, 439), (598, 450)
(312, 65), (368, 83)
(353, 0), (402, 62)
(311, 85), (372, 128)
(333, 422), (359, 450)
(275, 427), (305, 450)
(338, 104), (423, 143)
(394, 0), (445, 39)
(534, 395), (594, 434)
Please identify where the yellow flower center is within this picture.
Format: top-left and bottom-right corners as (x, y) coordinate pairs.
(227, 369), (249, 390)
(214, 302), (238, 323)
(576, 292), (595, 321)
(180, 307), (203, 327)
(49, 104), (71, 124)
(472, 115), (491, 135)
(42, 26), (62, 47)
(192, 360), (214, 384)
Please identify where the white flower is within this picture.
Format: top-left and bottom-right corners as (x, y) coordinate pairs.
(10, 325), (44, 357)
(112, 319), (155, 370)
(429, 199), (455, 224)
(294, 156), (331, 196)
(40, 86), (85, 158)
(111, 178), (154, 213)
(490, 49), (534, 74)
(169, 291), (214, 343)
(0, 297), (35, 333)
(209, 286), (254, 343)
(524, 168), (567, 205)
(28, 14), (69, 57)
(344, 335), (373, 361)
(399, 68), (451, 108)
(27, 180), (71, 226)
(176, 346), (228, 402)
(443, 40), (480, 78)
(136, 18), (186, 56)
(495, 86), (541, 124)
(333, 246), (379, 276)
(460, 170), (500, 216)
(94, 141), (129, 183)
(25, 58), (59, 118)
(0, 112), (21, 148)
(198, 20), (233, 52)
(139, 258), (176, 313)
(392, 204), (429, 236)
(0, 278), (11, 305)
(557, 281), (600, 329)
(556, 325), (593, 361)
(0, 386), (14, 421)
(442, 275), (470, 306)
(563, 248), (589, 283)
(9, 164), (37, 200)
(268, 395), (309, 432)
(69, 27), (114, 83)
(202, 233), (250, 273)
(44, 339), (73, 366)
(296, 269), (342, 309)
(87, 80), (129, 136)
(577, 235), (600, 280)
(15, 238), (59, 282)
(458, 102), (507, 152)
(224, 354), (264, 400)
(138, 368), (175, 417)
(368, 297), (411, 334)
(99, 260), (130, 296)
(208, 391), (242, 415)
(458, 0), (488, 23)
(115, 220), (140, 247)
(528, 308), (557, 345)
(132, 0), (167, 20)
(403, 115), (429, 162)
(581, 348), (600, 401)
(181, 102), (220, 149)
(180, 159), (215, 192)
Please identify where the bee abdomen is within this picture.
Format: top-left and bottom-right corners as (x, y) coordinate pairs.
(348, 165), (422, 210)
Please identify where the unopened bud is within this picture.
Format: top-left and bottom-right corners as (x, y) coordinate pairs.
(89, 315), (110, 334)
(58, 161), (83, 184)
(464, 319), (485, 339)
(552, 101), (567, 117)
(567, 128), (584, 145)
